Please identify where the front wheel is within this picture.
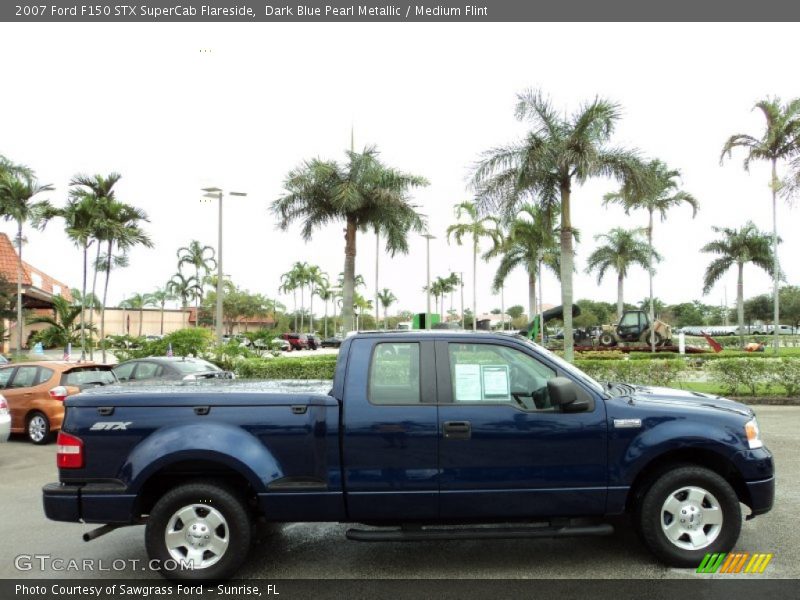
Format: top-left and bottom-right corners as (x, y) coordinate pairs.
(638, 466), (741, 567)
(599, 333), (616, 347)
(145, 482), (252, 580)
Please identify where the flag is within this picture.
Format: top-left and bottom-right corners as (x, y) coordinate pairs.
(63, 343), (71, 361)
(166, 343), (173, 357)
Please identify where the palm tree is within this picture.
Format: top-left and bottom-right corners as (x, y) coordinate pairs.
(484, 204), (560, 320)
(94, 200), (152, 360)
(352, 293), (373, 330)
(280, 268), (300, 331)
(70, 288), (101, 312)
(0, 167), (54, 353)
(446, 200), (499, 331)
(124, 293), (156, 337)
(149, 287), (176, 335)
(722, 97), (800, 352)
(306, 265), (327, 333)
(377, 288), (397, 329)
(177, 241), (217, 327)
(27, 295), (92, 348)
(167, 272), (201, 328)
(315, 279), (334, 338)
(474, 89), (642, 360)
(604, 159), (698, 351)
(701, 222), (775, 345)
(273, 146), (427, 333)
(586, 228), (658, 320)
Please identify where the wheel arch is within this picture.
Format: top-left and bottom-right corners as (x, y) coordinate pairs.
(625, 447), (751, 513)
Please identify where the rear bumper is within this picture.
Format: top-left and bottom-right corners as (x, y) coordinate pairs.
(745, 476), (775, 518)
(42, 482), (138, 524)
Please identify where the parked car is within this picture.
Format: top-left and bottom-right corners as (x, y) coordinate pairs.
(0, 354), (9, 364)
(253, 337), (290, 352)
(0, 395), (10, 442)
(45, 332), (773, 580)
(271, 338), (290, 352)
(222, 335), (251, 347)
(0, 361), (117, 444)
(114, 357), (235, 383)
(320, 336), (343, 348)
(280, 333), (309, 351)
(306, 334), (320, 350)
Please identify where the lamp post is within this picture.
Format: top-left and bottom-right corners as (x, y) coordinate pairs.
(202, 187), (247, 344)
(537, 248), (545, 344)
(422, 233), (436, 330)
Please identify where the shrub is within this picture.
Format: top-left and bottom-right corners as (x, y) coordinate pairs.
(706, 359), (772, 396)
(575, 359), (685, 387)
(114, 328), (214, 361)
(235, 355), (337, 380)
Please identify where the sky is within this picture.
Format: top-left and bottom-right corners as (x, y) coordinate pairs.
(0, 22), (798, 320)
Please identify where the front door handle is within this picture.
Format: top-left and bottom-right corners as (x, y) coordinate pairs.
(443, 420), (471, 440)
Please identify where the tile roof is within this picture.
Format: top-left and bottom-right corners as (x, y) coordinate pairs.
(0, 232), (72, 301)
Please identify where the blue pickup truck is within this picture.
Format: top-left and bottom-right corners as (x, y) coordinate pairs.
(43, 332), (774, 580)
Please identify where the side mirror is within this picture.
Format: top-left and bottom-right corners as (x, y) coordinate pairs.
(547, 377), (589, 413)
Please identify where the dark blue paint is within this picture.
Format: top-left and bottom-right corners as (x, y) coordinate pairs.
(43, 332), (775, 528)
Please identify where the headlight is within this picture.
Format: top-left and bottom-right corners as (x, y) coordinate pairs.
(745, 418), (763, 449)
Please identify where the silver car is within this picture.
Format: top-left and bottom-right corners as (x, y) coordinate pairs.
(0, 394), (10, 442)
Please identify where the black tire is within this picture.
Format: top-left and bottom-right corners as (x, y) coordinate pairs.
(638, 466), (741, 567)
(599, 333), (616, 347)
(27, 411), (51, 445)
(145, 481), (252, 581)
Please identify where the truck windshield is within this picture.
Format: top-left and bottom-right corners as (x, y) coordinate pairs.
(523, 340), (606, 396)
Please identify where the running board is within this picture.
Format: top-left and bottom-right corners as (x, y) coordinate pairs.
(346, 523), (614, 542)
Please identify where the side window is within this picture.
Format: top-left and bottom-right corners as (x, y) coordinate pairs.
(0, 368), (14, 389)
(114, 363), (135, 381)
(132, 362), (160, 380)
(448, 343), (556, 410)
(9, 366), (39, 389)
(36, 367), (55, 386)
(620, 312), (638, 327)
(369, 342), (421, 405)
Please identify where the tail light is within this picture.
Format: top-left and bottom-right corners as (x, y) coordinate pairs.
(50, 386), (69, 401)
(0, 394), (8, 415)
(56, 432), (84, 469)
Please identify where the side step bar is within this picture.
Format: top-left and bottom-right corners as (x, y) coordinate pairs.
(346, 523), (614, 542)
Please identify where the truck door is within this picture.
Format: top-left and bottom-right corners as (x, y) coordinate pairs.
(341, 337), (439, 520)
(436, 339), (607, 519)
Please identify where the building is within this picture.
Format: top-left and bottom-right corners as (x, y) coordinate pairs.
(0, 232), (73, 352)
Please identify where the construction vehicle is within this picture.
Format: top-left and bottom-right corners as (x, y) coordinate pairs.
(598, 310), (672, 347)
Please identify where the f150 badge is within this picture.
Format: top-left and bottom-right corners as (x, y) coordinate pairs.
(90, 422), (132, 431)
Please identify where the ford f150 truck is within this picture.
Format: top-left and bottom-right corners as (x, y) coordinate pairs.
(42, 332), (775, 580)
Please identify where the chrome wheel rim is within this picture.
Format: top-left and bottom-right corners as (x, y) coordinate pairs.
(660, 485), (723, 550)
(165, 504), (229, 569)
(28, 416), (47, 442)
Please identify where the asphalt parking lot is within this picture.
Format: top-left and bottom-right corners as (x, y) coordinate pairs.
(0, 406), (796, 580)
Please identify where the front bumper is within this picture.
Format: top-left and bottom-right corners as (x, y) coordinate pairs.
(42, 482), (138, 524)
(745, 476), (775, 518)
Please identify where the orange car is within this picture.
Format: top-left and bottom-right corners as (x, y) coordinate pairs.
(0, 362), (117, 444)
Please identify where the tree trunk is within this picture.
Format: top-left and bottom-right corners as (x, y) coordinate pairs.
(527, 263), (537, 324)
(300, 285), (305, 332)
(617, 272), (624, 322)
(648, 209), (656, 353)
(309, 284), (315, 333)
(374, 232), (380, 328)
(341, 217), (357, 332)
(194, 267), (200, 328)
(160, 304), (165, 335)
(100, 240), (112, 362)
(472, 238), (478, 332)
(79, 240), (89, 360)
(293, 290), (297, 332)
(87, 242), (101, 360)
(138, 308), (144, 337)
(559, 183), (575, 361)
(323, 300), (328, 338)
(16, 221), (24, 354)
(737, 261), (745, 348)
(771, 158), (780, 354)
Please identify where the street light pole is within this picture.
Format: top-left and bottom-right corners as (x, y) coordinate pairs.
(202, 187), (247, 344)
(423, 233), (435, 330)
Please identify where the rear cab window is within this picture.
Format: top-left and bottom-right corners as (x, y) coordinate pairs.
(369, 342), (421, 405)
(171, 360), (221, 374)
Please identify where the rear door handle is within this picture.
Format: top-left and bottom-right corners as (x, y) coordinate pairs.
(443, 420), (471, 440)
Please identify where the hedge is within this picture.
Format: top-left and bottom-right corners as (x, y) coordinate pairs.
(706, 358), (800, 397)
(575, 359), (686, 388)
(235, 355), (337, 380)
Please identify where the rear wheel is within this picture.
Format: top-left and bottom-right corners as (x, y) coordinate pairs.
(145, 482), (252, 580)
(638, 466), (741, 567)
(27, 412), (51, 445)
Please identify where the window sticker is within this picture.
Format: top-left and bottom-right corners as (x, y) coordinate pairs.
(481, 365), (510, 400)
(454, 364), (482, 401)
